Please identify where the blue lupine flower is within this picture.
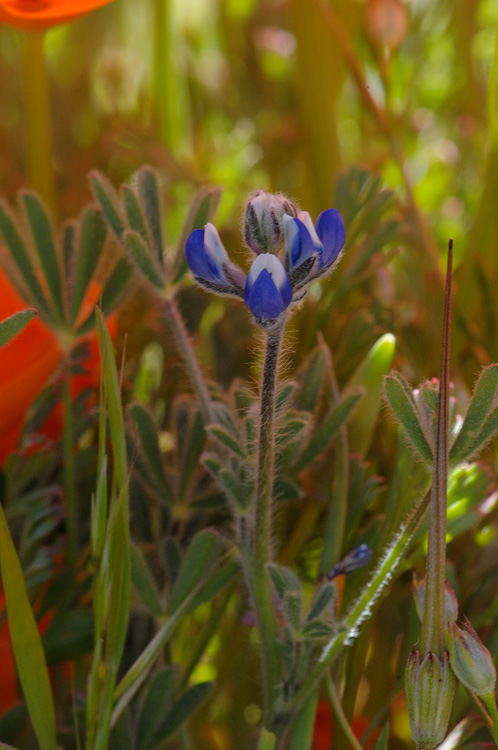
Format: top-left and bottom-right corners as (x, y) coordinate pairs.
(284, 208), (345, 272)
(185, 222), (231, 284)
(244, 253), (292, 324)
(185, 222), (245, 296)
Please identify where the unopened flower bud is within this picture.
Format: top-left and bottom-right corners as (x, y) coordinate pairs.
(448, 619), (496, 697)
(405, 648), (455, 750)
(244, 253), (292, 327)
(413, 575), (458, 628)
(243, 191), (298, 254)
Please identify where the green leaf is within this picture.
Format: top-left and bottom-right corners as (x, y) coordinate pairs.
(75, 257), (133, 335)
(168, 530), (221, 613)
(187, 560), (240, 612)
(267, 563), (301, 600)
(136, 667), (174, 750)
(21, 192), (64, 322)
(344, 333), (396, 454)
(131, 543), (163, 617)
(0, 504), (56, 750)
(385, 373), (433, 464)
(0, 308), (36, 348)
(208, 425), (247, 459)
(283, 591), (302, 632)
(293, 391), (363, 473)
(124, 230), (165, 289)
(122, 185), (151, 246)
(128, 403), (174, 505)
(374, 723), (390, 750)
(0, 199), (52, 319)
(289, 689), (319, 750)
(450, 365), (498, 464)
(297, 348), (326, 412)
(302, 619), (335, 640)
(138, 167), (164, 264)
(90, 171), (126, 241)
(150, 682), (212, 745)
(204, 456), (250, 509)
(70, 206), (107, 326)
(307, 583), (335, 621)
(178, 407), (205, 502)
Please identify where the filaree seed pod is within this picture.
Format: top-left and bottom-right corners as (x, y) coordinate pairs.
(448, 619), (497, 697)
(405, 647), (455, 750)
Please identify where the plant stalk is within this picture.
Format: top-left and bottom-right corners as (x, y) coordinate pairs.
(23, 31), (56, 215)
(420, 240), (453, 658)
(250, 322), (285, 722)
(162, 296), (216, 425)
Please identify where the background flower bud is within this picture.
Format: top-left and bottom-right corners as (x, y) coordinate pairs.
(405, 648), (455, 750)
(448, 619), (497, 697)
(243, 190), (297, 254)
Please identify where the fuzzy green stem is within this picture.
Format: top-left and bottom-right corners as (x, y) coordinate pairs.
(482, 693), (498, 748)
(62, 369), (78, 581)
(250, 323), (285, 722)
(23, 32), (56, 215)
(162, 296), (216, 425)
(420, 242), (453, 658)
(273, 488), (430, 732)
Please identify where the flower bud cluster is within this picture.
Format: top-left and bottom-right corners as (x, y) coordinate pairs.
(185, 190), (346, 330)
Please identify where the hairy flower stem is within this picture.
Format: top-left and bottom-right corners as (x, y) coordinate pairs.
(162, 296), (216, 425)
(250, 322), (285, 722)
(420, 241), (453, 658)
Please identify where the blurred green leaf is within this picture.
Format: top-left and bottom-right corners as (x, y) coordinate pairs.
(0, 504), (56, 750)
(128, 402), (174, 505)
(90, 171), (126, 241)
(149, 682), (212, 746)
(137, 167), (164, 264)
(257, 728), (276, 750)
(0, 308), (36, 348)
(124, 230), (165, 290)
(131, 543), (163, 617)
(168, 529), (222, 613)
(69, 206), (107, 326)
(21, 191), (64, 322)
(344, 333), (396, 454)
(136, 667), (174, 750)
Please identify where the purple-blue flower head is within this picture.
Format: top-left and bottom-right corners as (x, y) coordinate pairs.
(284, 208), (345, 272)
(185, 222), (245, 296)
(244, 253), (292, 324)
(185, 222), (230, 284)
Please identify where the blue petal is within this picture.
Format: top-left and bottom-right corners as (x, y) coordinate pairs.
(284, 215), (320, 270)
(315, 209), (345, 268)
(185, 228), (224, 283)
(244, 254), (292, 321)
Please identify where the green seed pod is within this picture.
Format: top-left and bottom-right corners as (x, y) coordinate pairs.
(448, 618), (496, 697)
(405, 647), (455, 750)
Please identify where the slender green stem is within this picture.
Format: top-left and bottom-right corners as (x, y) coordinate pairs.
(326, 674), (365, 750)
(162, 296), (216, 424)
(273, 488), (430, 732)
(420, 242), (453, 658)
(249, 323), (285, 722)
(23, 32), (56, 215)
(62, 366), (78, 581)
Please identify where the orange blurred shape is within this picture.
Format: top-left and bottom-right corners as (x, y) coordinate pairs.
(365, 0), (408, 49)
(0, 268), (115, 464)
(312, 701), (382, 750)
(0, 0), (114, 30)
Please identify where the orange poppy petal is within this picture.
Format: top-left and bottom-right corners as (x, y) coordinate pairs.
(0, 0), (114, 30)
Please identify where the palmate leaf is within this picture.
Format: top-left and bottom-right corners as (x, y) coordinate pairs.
(21, 192), (64, 322)
(0, 504), (56, 750)
(450, 364), (498, 464)
(69, 206), (107, 326)
(385, 373), (433, 464)
(0, 308), (36, 348)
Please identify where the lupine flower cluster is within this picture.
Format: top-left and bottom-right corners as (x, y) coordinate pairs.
(185, 190), (346, 329)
